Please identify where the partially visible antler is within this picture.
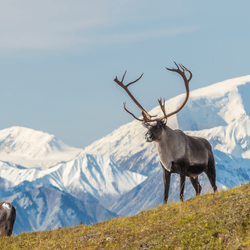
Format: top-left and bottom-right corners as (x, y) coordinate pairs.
(114, 71), (152, 122)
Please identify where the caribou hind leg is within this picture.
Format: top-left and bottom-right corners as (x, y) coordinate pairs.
(205, 158), (217, 192)
(161, 163), (171, 204)
(189, 176), (202, 196)
(205, 170), (217, 192)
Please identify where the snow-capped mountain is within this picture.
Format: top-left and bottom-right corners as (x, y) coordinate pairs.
(0, 154), (146, 207)
(0, 128), (147, 235)
(0, 126), (83, 169)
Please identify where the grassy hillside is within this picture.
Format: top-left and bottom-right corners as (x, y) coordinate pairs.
(1, 183), (250, 250)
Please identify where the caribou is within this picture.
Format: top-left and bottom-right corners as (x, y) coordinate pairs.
(114, 63), (217, 203)
(0, 202), (16, 236)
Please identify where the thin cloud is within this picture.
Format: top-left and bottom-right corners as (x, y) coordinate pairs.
(93, 27), (196, 45)
(0, 1), (194, 52)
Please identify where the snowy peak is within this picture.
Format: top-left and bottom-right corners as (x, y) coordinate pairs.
(176, 75), (250, 131)
(0, 126), (83, 169)
(0, 126), (60, 157)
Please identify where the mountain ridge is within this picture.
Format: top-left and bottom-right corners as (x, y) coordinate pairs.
(0, 153), (147, 204)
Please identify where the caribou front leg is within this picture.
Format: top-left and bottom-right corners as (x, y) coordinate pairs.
(161, 163), (171, 204)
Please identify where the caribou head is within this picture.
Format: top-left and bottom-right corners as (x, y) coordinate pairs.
(143, 121), (166, 143)
(114, 62), (192, 142)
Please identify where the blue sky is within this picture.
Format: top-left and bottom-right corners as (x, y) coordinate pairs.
(0, 1), (249, 148)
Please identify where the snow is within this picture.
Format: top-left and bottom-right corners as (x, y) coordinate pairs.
(0, 152), (146, 234)
(0, 154), (147, 204)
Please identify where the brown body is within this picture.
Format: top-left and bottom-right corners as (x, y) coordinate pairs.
(0, 202), (16, 236)
(114, 62), (217, 203)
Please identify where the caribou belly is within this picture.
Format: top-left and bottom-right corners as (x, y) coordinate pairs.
(186, 164), (206, 178)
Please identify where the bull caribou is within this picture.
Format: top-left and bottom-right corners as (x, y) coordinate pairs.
(114, 63), (217, 203)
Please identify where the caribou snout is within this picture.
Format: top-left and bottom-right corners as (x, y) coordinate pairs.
(145, 134), (152, 142)
(145, 131), (154, 142)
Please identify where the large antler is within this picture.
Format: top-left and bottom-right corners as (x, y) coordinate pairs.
(114, 62), (192, 123)
(114, 71), (152, 122)
(163, 62), (192, 118)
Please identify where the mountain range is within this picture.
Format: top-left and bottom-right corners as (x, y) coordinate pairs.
(0, 75), (250, 235)
(0, 137), (146, 234)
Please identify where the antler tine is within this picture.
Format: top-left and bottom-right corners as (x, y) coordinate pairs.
(157, 98), (168, 120)
(166, 61), (180, 72)
(126, 73), (144, 88)
(121, 70), (127, 83)
(179, 64), (184, 71)
(179, 63), (193, 82)
(123, 103), (145, 122)
(174, 61), (180, 70)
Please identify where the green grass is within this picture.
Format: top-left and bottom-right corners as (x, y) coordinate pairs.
(1, 183), (250, 249)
